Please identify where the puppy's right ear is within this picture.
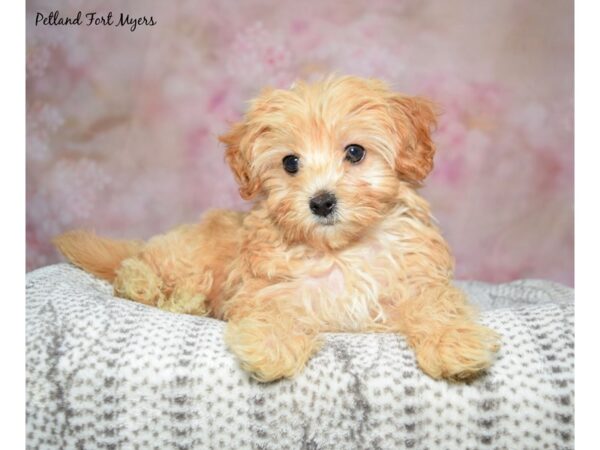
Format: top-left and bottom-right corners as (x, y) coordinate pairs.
(220, 88), (288, 200)
(219, 122), (261, 200)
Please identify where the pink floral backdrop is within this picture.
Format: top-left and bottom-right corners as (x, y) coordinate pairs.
(26, 0), (574, 286)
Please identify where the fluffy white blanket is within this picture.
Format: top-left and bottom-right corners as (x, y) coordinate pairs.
(26, 264), (574, 449)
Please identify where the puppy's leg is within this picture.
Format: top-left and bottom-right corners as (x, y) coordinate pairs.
(113, 253), (211, 316)
(113, 224), (212, 315)
(113, 256), (165, 306)
(113, 211), (244, 316)
(388, 284), (500, 380)
(156, 272), (212, 316)
(224, 285), (321, 382)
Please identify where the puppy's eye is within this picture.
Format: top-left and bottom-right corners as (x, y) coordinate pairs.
(282, 154), (299, 174)
(344, 144), (366, 164)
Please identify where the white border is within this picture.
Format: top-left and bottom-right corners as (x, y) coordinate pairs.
(575, 0), (599, 447)
(0, 1), (25, 448)
(12, 1), (587, 448)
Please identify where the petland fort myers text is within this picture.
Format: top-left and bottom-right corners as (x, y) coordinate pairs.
(35, 11), (156, 32)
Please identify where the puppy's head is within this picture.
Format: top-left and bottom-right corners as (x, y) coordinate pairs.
(220, 75), (437, 250)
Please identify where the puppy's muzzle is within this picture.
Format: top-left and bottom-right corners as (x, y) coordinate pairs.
(309, 191), (337, 218)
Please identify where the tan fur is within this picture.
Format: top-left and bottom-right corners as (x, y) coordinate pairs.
(54, 75), (500, 382)
(53, 231), (143, 281)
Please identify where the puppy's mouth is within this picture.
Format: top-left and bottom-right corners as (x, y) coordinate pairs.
(314, 214), (338, 226)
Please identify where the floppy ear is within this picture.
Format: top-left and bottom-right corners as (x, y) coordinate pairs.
(220, 88), (290, 200)
(219, 121), (261, 200)
(388, 95), (438, 183)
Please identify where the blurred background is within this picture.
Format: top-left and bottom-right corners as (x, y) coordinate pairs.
(26, 0), (573, 285)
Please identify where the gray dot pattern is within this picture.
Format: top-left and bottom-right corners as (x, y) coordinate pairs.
(27, 264), (574, 450)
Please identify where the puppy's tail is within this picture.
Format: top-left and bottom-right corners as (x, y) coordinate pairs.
(53, 230), (143, 282)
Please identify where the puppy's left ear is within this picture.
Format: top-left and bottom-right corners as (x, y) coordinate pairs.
(388, 95), (438, 183)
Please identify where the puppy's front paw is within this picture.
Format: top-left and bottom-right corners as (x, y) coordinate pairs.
(415, 323), (500, 381)
(225, 316), (320, 382)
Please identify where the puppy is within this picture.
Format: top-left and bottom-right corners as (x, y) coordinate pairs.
(54, 75), (500, 382)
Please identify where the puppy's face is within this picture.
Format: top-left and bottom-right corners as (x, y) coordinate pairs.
(220, 76), (437, 250)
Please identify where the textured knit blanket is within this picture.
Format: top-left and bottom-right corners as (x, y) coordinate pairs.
(26, 264), (574, 450)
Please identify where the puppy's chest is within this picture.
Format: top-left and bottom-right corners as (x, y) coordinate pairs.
(292, 237), (404, 330)
(302, 243), (395, 292)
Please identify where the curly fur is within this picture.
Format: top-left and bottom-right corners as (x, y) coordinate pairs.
(54, 75), (500, 382)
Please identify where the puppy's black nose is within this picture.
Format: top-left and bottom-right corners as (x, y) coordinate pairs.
(309, 191), (337, 217)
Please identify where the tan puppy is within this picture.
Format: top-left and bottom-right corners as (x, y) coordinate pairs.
(55, 75), (500, 382)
